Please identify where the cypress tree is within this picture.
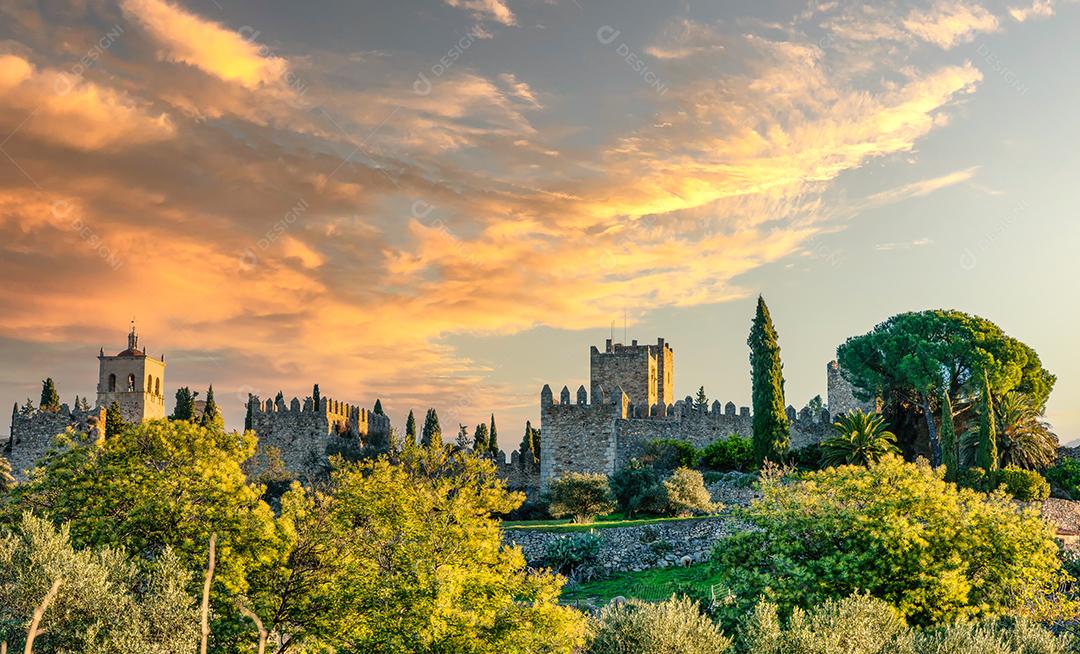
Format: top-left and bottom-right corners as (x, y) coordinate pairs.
(520, 420), (535, 462)
(39, 378), (60, 413)
(975, 370), (999, 473)
(244, 395), (255, 431)
(694, 386), (708, 411)
(455, 424), (471, 449)
(105, 401), (125, 438)
(421, 408), (442, 447)
(373, 399), (384, 415)
(488, 414), (499, 454)
(171, 387), (196, 421)
(201, 385), (222, 428)
(405, 410), (417, 447)
(473, 423), (489, 452)
(312, 384), (321, 411)
(748, 296), (790, 464)
(939, 391), (958, 480)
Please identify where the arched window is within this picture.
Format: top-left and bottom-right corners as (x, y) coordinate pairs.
(147, 374), (153, 392)
(154, 378), (160, 396)
(108, 374), (116, 392)
(127, 373), (136, 392)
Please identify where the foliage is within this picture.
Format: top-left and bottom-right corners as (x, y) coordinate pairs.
(488, 414), (500, 454)
(739, 594), (1073, 654)
(199, 385), (223, 429)
(170, 387), (197, 421)
(610, 460), (665, 517)
(821, 410), (900, 467)
(995, 392), (1059, 469)
(700, 436), (753, 472)
(548, 472), (617, 524)
(694, 386), (709, 411)
(473, 422), (490, 452)
(520, 420), (538, 464)
(542, 532), (602, 577)
(0, 457), (13, 492)
(588, 596), (732, 654)
(420, 407), (441, 447)
(644, 439), (699, 470)
(806, 394), (824, 415)
(956, 467), (993, 492)
(995, 467), (1050, 502)
(280, 445), (589, 653)
(711, 455), (1064, 628)
(404, 409), (417, 446)
(749, 296), (790, 464)
(3, 419), (286, 649)
(788, 444), (823, 471)
(837, 310), (1056, 464)
(1045, 457), (1080, 500)
(104, 400), (125, 438)
(0, 513), (198, 654)
(662, 467), (717, 516)
(372, 397), (383, 415)
(39, 378), (60, 413)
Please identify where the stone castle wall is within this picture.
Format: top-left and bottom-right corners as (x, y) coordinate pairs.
(247, 392), (390, 483)
(827, 360), (876, 416)
(590, 338), (673, 408)
(494, 449), (542, 501)
(7, 404), (105, 480)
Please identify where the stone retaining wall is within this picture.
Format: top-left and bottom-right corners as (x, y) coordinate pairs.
(504, 516), (744, 575)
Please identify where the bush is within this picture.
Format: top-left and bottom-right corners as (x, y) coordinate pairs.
(739, 594), (1073, 654)
(548, 472), (616, 523)
(1045, 457), (1080, 500)
(501, 499), (550, 521)
(643, 439), (699, 470)
(662, 468), (717, 516)
(956, 466), (993, 492)
(712, 455), (1064, 628)
(700, 436), (753, 472)
(996, 466), (1050, 502)
(788, 443), (824, 471)
(610, 461), (666, 517)
(589, 596), (731, 654)
(543, 532), (602, 577)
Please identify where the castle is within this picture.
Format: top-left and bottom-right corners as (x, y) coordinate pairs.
(538, 338), (871, 491)
(6, 325), (389, 482)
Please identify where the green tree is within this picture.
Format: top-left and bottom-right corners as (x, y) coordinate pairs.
(821, 410), (899, 468)
(488, 414), (499, 454)
(590, 597), (731, 654)
(455, 423), (470, 450)
(19, 398), (34, 415)
(473, 422), (490, 452)
(105, 400), (125, 438)
(0, 513), (199, 653)
(547, 472), (616, 524)
(312, 383), (321, 411)
(421, 408), (442, 447)
(200, 385), (223, 429)
(712, 456), (1063, 628)
(694, 386), (709, 411)
(940, 391), (958, 480)
(39, 378), (60, 413)
(748, 296), (790, 464)
(995, 391), (1058, 469)
(276, 446), (588, 652)
(171, 387), (197, 421)
(837, 310), (1056, 465)
(520, 420), (537, 464)
(373, 398), (383, 415)
(662, 467), (717, 516)
(806, 394), (824, 415)
(404, 409), (417, 447)
(244, 394), (255, 431)
(6, 420), (286, 649)
(975, 370), (999, 473)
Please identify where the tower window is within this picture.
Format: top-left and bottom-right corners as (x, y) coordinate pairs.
(147, 374), (153, 392)
(155, 378), (160, 396)
(108, 374), (116, 392)
(127, 374), (136, 392)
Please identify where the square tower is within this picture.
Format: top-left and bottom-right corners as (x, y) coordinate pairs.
(589, 338), (674, 408)
(96, 323), (166, 423)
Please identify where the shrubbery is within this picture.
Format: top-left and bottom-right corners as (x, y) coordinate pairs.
(662, 468), (717, 516)
(610, 460), (665, 517)
(543, 532), (602, 578)
(712, 456), (1064, 628)
(589, 596), (731, 654)
(699, 436), (753, 472)
(955, 466), (1051, 501)
(1046, 457), (1080, 500)
(548, 472), (617, 523)
(643, 439), (699, 470)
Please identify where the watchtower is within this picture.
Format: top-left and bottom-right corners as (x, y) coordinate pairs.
(96, 322), (166, 423)
(589, 337), (674, 408)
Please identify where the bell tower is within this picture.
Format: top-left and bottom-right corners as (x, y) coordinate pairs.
(96, 322), (167, 423)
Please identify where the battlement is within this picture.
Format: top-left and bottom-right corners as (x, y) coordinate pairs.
(249, 392), (390, 436)
(7, 403), (105, 480)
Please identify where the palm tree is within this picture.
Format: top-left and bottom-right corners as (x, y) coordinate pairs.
(994, 392), (1058, 469)
(821, 410), (900, 467)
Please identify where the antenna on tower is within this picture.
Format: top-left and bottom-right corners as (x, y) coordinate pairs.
(623, 310), (627, 344)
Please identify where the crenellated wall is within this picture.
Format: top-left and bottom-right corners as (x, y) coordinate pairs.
(6, 404), (105, 480)
(247, 391), (390, 483)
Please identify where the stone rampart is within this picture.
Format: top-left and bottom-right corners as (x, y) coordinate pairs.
(7, 404), (105, 480)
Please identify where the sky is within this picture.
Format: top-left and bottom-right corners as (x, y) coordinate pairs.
(1, 0), (1077, 448)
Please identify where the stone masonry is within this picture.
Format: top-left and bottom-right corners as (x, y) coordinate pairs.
(539, 338), (867, 491)
(6, 403), (105, 480)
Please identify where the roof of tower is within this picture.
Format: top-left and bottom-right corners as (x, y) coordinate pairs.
(115, 320), (146, 357)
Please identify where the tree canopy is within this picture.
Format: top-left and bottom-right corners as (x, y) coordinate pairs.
(748, 296), (789, 464)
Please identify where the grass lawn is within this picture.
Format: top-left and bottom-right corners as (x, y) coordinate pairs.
(502, 512), (724, 533)
(559, 564), (724, 605)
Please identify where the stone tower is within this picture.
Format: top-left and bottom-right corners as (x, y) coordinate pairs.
(589, 338), (673, 408)
(96, 322), (166, 423)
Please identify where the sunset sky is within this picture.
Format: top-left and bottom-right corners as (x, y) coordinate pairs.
(1, 0), (1078, 446)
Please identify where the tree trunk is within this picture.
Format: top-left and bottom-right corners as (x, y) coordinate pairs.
(922, 394), (940, 467)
